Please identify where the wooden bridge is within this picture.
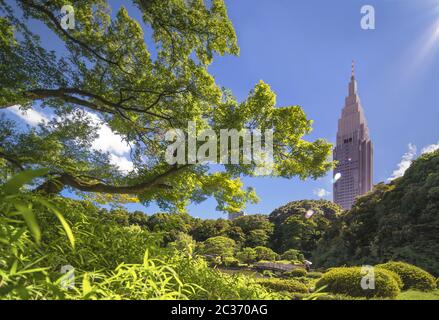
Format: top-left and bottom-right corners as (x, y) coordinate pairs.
(253, 262), (304, 272)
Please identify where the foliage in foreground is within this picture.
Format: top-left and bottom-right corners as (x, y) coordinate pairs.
(315, 267), (401, 299)
(0, 170), (279, 300)
(376, 261), (436, 291)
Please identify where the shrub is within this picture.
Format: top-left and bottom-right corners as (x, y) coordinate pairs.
(281, 249), (305, 262)
(376, 268), (403, 290)
(376, 261), (436, 291)
(315, 267), (400, 298)
(257, 278), (309, 294)
(285, 268), (307, 278)
(236, 247), (257, 264)
(223, 257), (240, 268)
(173, 256), (281, 300)
(198, 236), (236, 259)
(254, 246), (278, 261)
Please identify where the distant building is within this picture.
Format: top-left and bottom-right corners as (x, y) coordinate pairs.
(228, 212), (245, 221)
(333, 62), (373, 210)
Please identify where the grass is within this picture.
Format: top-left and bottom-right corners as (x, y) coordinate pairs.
(396, 289), (439, 300)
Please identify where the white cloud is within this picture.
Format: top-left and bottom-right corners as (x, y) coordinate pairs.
(388, 143), (417, 181)
(6, 105), (133, 172)
(8, 105), (48, 126)
(388, 141), (439, 181)
(110, 154), (134, 173)
(313, 188), (331, 198)
(421, 142), (439, 155)
(87, 113), (130, 156)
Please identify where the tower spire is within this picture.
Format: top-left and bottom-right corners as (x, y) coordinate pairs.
(348, 60), (357, 96)
(351, 60), (355, 79)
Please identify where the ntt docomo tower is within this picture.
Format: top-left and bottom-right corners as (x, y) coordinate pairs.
(333, 62), (373, 210)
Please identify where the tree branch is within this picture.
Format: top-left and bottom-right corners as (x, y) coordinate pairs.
(26, 87), (172, 120)
(37, 165), (190, 195)
(18, 0), (135, 76)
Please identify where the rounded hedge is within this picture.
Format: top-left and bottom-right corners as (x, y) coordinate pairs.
(286, 268), (307, 278)
(375, 261), (436, 291)
(376, 268), (403, 290)
(222, 257), (239, 268)
(257, 278), (309, 293)
(315, 267), (400, 298)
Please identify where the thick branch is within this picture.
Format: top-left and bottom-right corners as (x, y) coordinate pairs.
(37, 165), (189, 195)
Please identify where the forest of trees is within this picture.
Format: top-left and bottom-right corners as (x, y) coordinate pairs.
(94, 199), (343, 267)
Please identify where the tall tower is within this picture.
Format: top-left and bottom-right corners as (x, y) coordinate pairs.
(333, 62), (373, 210)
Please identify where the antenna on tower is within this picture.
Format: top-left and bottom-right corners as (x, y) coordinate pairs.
(351, 60), (355, 78)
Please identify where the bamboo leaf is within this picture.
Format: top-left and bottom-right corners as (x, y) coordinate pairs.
(1, 168), (49, 195)
(36, 198), (75, 249)
(15, 203), (41, 244)
(82, 273), (92, 296)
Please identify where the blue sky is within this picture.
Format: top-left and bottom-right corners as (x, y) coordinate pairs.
(3, 0), (439, 219)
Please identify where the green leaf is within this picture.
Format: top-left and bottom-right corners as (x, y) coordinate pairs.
(10, 260), (18, 275)
(82, 273), (92, 296)
(15, 203), (41, 244)
(36, 198), (75, 249)
(1, 168), (49, 195)
(143, 249), (149, 266)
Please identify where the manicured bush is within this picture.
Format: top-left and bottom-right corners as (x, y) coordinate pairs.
(223, 257), (240, 268)
(236, 247), (257, 264)
(281, 249), (305, 262)
(376, 268), (403, 290)
(257, 278), (309, 294)
(254, 246), (278, 261)
(376, 261), (436, 291)
(315, 267), (400, 298)
(285, 268), (307, 278)
(199, 236), (236, 259)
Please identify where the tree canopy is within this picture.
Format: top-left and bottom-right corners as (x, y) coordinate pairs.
(269, 200), (342, 255)
(0, 0), (333, 213)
